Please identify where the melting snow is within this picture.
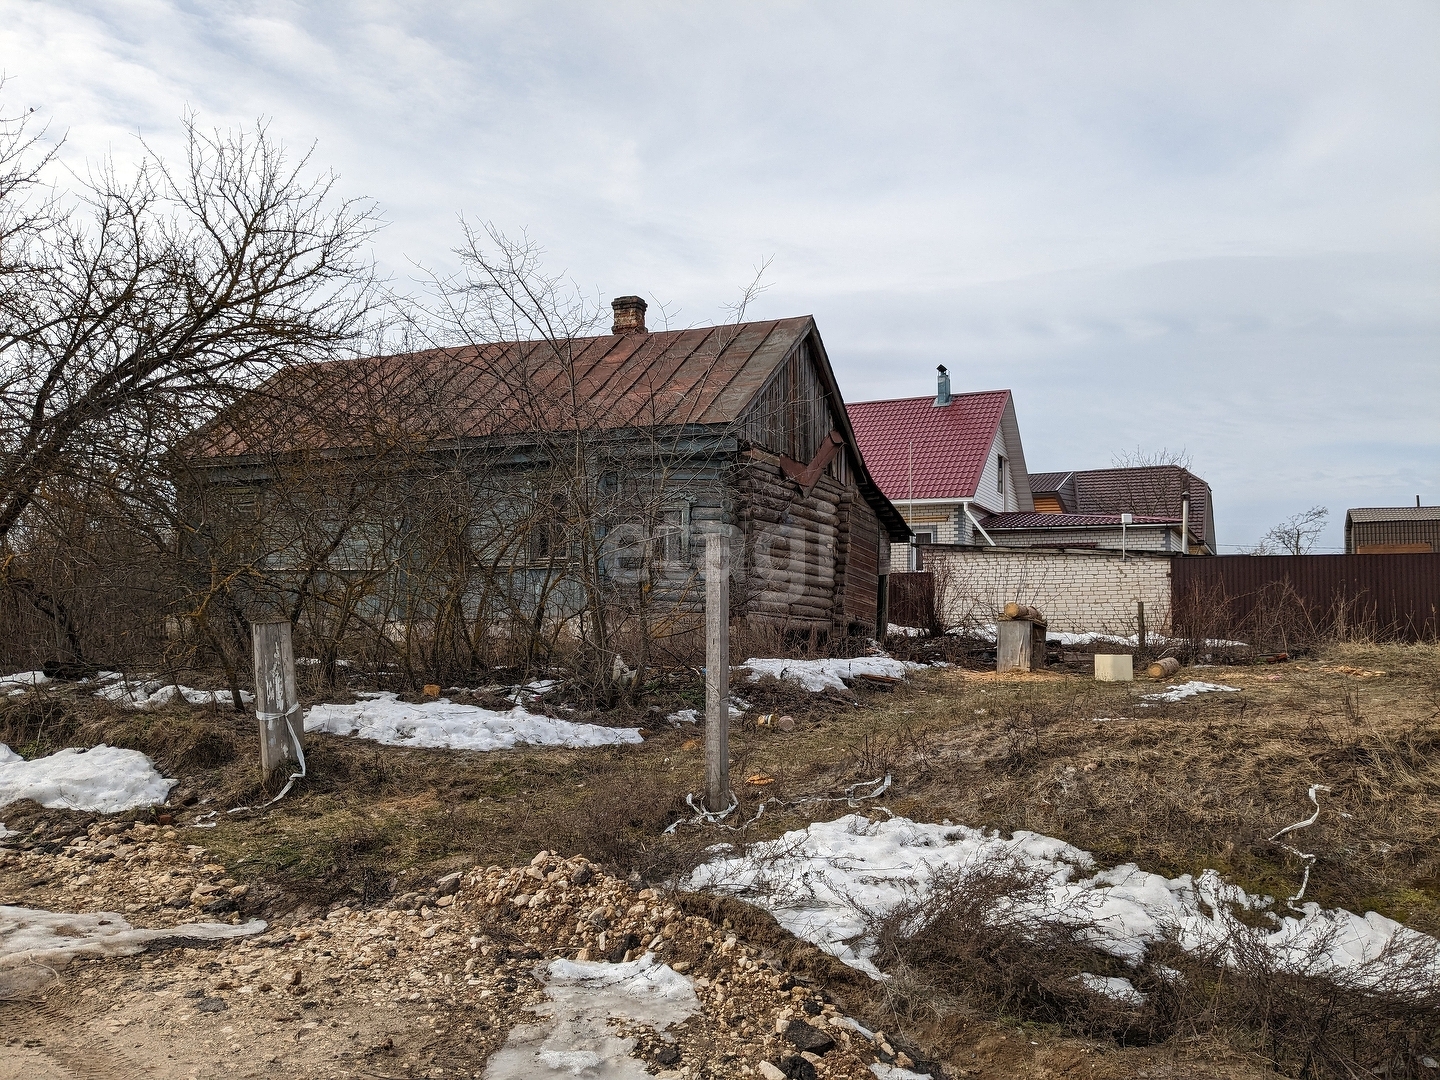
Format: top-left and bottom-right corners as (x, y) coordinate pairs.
(0, 671), (49, 696)
(1142, 681), (1240, 703)
(1075, 972), (1147, 1005)
(95, 679), (254, 710)
(691, 814), (1439, 991)
(870, 1066), (933, 1080)
(0, 744), (175, 812)
(484, 953), (699, 1079)
(304, 692), (643, 752)
(741, 657), (926, 694)
(0, 906), (265, 995)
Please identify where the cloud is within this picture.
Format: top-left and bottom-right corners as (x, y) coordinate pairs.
(5, 0), (1437, 549)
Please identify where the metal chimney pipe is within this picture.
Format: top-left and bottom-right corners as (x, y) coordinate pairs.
(933, 364), (951, 407)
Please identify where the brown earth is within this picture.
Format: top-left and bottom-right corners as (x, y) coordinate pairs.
(3, 639), (1437, 1078)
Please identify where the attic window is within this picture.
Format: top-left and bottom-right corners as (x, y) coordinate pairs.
(997, 455), (1007, 500)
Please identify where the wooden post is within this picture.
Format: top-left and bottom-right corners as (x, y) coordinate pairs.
(1137, 601), (1147, 653)
(252, 619), (302, 779)
(704, 533), (730, 813)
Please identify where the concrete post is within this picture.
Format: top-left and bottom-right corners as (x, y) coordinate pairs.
(704, 533), (730, 813)
(252, 620), (302, 780)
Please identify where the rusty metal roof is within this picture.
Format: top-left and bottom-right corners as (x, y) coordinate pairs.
(192, 318), (816, 458)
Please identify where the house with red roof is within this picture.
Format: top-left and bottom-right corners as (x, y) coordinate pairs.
(849, 369), (1202, 563)
(847, 368), (1033, 568)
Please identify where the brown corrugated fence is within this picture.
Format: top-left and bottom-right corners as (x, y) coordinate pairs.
(1171, 553), (1440, 642)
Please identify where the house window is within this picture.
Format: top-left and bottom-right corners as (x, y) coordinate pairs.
(653, 507), (688, 565)
(997, 455), (1007, 502)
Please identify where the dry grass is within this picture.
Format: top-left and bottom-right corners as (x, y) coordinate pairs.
(3, 641), (1437, 1076)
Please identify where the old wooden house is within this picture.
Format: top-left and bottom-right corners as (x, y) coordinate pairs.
(185, 297), (908, 642)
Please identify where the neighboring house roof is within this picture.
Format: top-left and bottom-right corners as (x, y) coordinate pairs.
(846, 390), (1014, 502)
(1026, 472), (1073, 494)
(979, 512), (1178, 529)
(1346, 506), (1440, 523)
(1023, 465), (1215, 550)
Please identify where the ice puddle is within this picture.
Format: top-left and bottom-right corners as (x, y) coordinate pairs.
(0, 906), (265, 995)
(484, 953), (698, 1079)
(691, 814), (1439, 993)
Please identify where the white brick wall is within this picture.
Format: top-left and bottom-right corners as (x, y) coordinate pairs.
(924, 548), (1173, 635)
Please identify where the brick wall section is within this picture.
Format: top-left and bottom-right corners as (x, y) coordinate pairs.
(925, 546), (1173, 634)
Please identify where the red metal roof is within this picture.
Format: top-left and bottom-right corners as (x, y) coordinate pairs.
(979, 512), (1178, 529)
(846, 391), (1010, 501)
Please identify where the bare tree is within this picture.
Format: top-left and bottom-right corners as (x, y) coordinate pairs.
(1111, 446), (1193, 470)
(1252, 505), (1329, 555)
(0, 113), (381, 549)
(0, 100), (384, 673)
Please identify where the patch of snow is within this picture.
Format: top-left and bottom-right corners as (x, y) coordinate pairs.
(0, 823), (12, 840)
(887, 625), (929, 637)
(1075, 972), (1147, 1005)
(667, 697), (745, 725)
(870, 1065), (933, 1080)
(0, 745), (19, 764)
(95, 679), (253, 710)
(691, 814), (1439, 991)
(484, 952), (699, 1079)
(741, 656), (926, 694)
(0, 744), (176, 812)
(0, 671), (49, 693)
(304, 692), (642, 752)
(0, 906), (265, 994)
(1142, 681), (1240, 703)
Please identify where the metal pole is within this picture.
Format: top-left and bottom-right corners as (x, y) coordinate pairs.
(704, 534), (730, 813)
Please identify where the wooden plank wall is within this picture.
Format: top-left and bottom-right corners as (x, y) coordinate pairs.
(737, 460), (840, 629)
(739, 339), (846, 484)
(837, 492), (881, 630)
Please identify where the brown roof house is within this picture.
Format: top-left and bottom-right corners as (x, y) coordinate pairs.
(183, 297), (909, 651)
(1345, 504), (1440, 554)
(847, 369), (1214, 558)
(1022, 466), (1216, 554)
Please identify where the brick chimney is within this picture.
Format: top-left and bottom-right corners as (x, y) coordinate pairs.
(611, 296), (647, 335)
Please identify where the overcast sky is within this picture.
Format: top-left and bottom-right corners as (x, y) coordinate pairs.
(6, 1), (1437, 550)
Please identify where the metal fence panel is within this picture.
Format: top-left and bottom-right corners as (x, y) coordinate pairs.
(1171, 553), (1440, 641)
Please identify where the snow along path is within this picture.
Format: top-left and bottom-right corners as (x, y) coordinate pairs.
(0, 744), (176, 812)
(304, 692), (643, 752)
(0, 906), (265, 995)
(741, 657), (929, 694)
(484, 953), (699, 1079)
(690, 814), (1439, 992)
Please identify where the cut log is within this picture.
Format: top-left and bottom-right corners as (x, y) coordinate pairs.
(1003, 602), (1046, 623)
(1147, 656), (1182, 679)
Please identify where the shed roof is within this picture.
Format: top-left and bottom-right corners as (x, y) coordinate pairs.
(1346, 506), (1440, 523)
(845, 390), (1011, 501)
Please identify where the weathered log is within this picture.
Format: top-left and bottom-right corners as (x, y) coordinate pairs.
(1003, 602), (1046, 623)
(1147, 656), (1182, 679)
